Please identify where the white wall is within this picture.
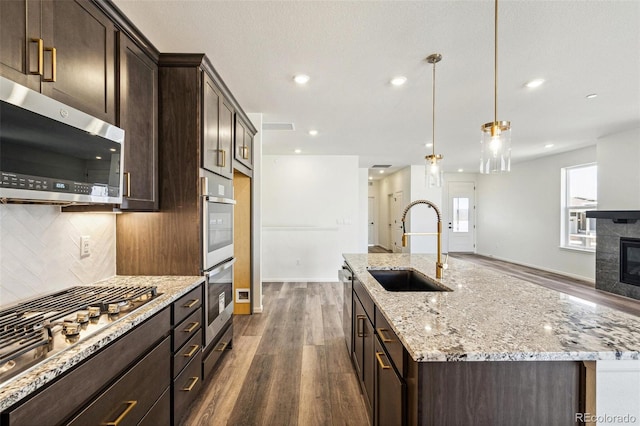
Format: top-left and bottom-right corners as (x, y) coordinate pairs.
(476, 146), (597, 281)
(368, 179), (380, 246)
(261, 155), (360, 281)
(358, 168), (369, 251)
(376, 167), (411, 251)
(0, 205), (116, 305)
(597, 127), (640, 210)
(407, 165), (443, 254)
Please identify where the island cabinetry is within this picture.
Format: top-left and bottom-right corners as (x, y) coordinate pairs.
(0, 0), (116, 123)
(353, 279), (375, 420)
(0, 308), (171, 425)
(171, 285), (204, 424)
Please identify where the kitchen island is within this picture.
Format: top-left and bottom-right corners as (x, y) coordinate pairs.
(0, 275), (205, 421)
(343, 253), (640, 425)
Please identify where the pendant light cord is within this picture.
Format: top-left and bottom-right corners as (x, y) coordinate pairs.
(432, 59), (436, 156)
(494, 0), (498, 125)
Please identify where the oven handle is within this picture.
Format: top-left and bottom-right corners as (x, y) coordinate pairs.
(206, 258), (236, 278)
(203, 195), (236, 205)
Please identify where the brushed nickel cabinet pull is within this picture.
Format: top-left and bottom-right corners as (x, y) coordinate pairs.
(215, 341), (228, 352)
(43, 47), (56, 82)
(103, 400), (137, 426)
(184, 322), (199, 333)
(377, 328), (394, 343)
(29, 38), (43, 75)
(183, 344), (199, 358)
(183, 299), (199, 308)
(242, 145), (249, 160)
(376, 352), (391, 369)
(182, 376), (199, 392)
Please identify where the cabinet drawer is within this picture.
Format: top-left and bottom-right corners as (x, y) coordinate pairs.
(375, 306), (405, 375)
(68, 337), (171, 426)
(173, 308), (202, 352)
(174, 329), (202, 379)
(173, 286), (202, 325)
(173, 350), (203, 423)
(203, 322), (232, 379)
(139, 387), (170, 426)
(1, 308), (170, 425)
(354, 279), (375, 322)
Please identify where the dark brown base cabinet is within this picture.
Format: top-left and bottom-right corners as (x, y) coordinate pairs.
(0, 308), (171, 425)
(349, 275), (586, 426)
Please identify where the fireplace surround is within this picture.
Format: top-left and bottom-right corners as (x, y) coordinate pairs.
(587, 210), (640, 300)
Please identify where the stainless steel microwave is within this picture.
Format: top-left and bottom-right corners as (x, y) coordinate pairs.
(0, 77), (124, 204)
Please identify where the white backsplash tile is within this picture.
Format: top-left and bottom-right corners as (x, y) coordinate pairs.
(0, 205), (116, 306)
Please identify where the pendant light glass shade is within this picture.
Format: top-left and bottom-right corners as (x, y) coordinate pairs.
(480, 121), (511, 173)
(425, 53), (443, 187)
(480, 0), (511, 174)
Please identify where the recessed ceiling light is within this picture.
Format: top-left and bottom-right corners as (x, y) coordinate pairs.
(95, 156), (102, 160)
(368, 176), (373, 180)
(525, 78), (545, 88)
(294, 149), (301, 154)
(390, 76), (407, 86)
(308, 130), (318, 136)
(379, 170), (384, 174)
(425, 143), (433, 148)
(458, 168), (464, 173)
(544, 143), (554, 149)
(293, 74), (310, 85)
(586, 93), (598, 99)
(109, 148), (116, 152)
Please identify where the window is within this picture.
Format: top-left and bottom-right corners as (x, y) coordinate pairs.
(562, 164), (597, 250)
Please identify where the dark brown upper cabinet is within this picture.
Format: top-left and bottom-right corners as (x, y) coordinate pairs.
(234, 115), (255, 170)
(202, 72), (233, 179)
(117, 32), (158, 211)
(0, 0), (116, 124)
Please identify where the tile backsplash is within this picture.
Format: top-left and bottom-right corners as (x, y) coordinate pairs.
(0, 205), (116, 306)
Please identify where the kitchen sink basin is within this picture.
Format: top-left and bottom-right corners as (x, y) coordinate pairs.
(367, 268), (452, 292)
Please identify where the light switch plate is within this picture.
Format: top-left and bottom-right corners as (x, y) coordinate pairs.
(80, 236), (90, 257)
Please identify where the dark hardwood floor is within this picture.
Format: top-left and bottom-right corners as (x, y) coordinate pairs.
(450, 253), (640, 317)
(182, 282), (369, 426)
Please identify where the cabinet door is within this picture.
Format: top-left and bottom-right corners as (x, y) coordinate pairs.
(243, 129), (253, 167)
(202, 73), (220, 175)
(118, 32), (158, 211)
(40, 0), (115, 124)
(219, 98), (234, 178)
(375, 337), (405, 426)
(353, 296), (374, 415)
(234, 116), (253, 169)
(0, 0), (41, 90)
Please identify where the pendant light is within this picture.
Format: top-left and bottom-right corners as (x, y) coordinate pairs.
(480, 0), (511, 174)
(426, 53), (443, 187)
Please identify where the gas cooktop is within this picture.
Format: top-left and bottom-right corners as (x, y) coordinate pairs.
(0, 285), (157, 384)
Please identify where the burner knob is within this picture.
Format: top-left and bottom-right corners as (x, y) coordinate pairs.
(88, 306), (101, 318)
(108, 303), (120, 315)
(76, 311), (89, 323)
(62, 322), (80, 336)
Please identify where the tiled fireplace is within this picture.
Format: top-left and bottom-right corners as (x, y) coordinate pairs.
(588, 211), (640, 300)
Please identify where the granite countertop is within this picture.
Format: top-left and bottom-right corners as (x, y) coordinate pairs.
(0, 275), (205, 412)
(344, 253), (640, 363)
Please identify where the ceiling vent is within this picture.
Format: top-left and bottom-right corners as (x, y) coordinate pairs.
(262, 122), (295, 131)
(371, 165), (391, 168)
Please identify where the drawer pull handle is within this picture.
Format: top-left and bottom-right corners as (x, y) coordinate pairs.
(376, 352), (391, 370)
(184, 322), (199, 333)
(43, 46), (56, 82)
(29, 38), (44, 75)
(103, 400), (137, 426)
(182, 376), (199, 392)
(215, 341), (228, 352)
(183, 344), (200, 357)
(183, 299), (199, 308)
(356, 315), (366, 337)
(377, 328), (394, 343)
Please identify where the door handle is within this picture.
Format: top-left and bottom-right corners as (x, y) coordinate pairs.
(43, 47), (56, 82)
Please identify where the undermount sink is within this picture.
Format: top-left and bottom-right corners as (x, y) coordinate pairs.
(368, 268), (452, 292)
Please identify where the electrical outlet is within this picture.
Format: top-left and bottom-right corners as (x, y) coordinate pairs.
(80, 236), (91, 257)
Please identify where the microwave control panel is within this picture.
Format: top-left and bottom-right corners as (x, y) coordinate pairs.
(1, 172), (116, 197)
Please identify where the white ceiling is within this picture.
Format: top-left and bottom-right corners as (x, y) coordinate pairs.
(113, 0), (640, 178)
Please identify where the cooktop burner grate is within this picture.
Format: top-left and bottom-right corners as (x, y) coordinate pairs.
(0, 285), (157, 371)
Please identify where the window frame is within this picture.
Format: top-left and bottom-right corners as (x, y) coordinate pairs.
(560, 163), (597, 252)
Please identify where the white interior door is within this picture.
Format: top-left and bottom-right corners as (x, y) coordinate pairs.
(368, 196), (375, 246)
(391, 191), (404, 253)
(447, 182), (475, 252)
